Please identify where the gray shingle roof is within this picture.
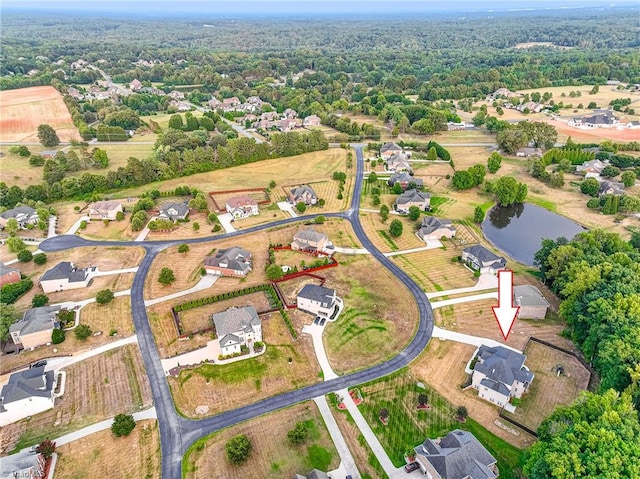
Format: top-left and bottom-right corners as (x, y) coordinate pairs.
(599, 181), (625, 195)
(0, 206), (37, 221)
(297, 284), (335, 308)
(380, 142), (401, 153)
(0, 261), (19, 277)
(0, 366), (54, 405)
(388, 172), (423, 186)
(415, 430), (497, 479)
(480, 377), (511, 396)
(212, 306), (260, 339)
(418, 217), (455, 236)
(159, 201), (189, 217)
(0, 450), (44, 477)
(463, 245), (505, 264)
(204, 247), (252, 274)
(475, 345), (534, 387)
(290, 185), (317, 201)
(10, 305), (61, 336)
(40, 262), (88, 283)
(514, 285), (550, 307)
(293, 228), (327, 244)
(395, 189), (431, 206)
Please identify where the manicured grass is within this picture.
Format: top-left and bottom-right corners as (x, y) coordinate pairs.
(526, 195), (558, 212)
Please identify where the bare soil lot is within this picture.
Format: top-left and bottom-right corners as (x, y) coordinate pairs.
(0, 86), (78, 143)
(168, 313), (320, 417)
(183, 402), (338, 479)
(54, 419), (160, 479)
(0, 344), (152, 454)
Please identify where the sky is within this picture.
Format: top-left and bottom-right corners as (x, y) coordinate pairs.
(3, 0), (638, 16)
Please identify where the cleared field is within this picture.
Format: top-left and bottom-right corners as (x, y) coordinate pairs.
(54, 419), (160, 479)
(0, 86), (78, 143)
(502, 340), (590, 431)
(0, 344), (152, 454)
(140, 111), (204, 133)
(168, 313), (320, 417)
(183, 402), (339, 479)
(322, 254), (418, 374)
(143, 211), (213, 241)
(79, 215), (140, 241)
(71, 143), (155, 171)
(410, 340), (536, 450)
(78, 296), (134, 337)
(358, 211), (425, 253)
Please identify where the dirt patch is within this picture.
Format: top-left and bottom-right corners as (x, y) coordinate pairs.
(0, 86), (79, 143)
(184, 402), (339, 479)
(54, 419), (160, 479)
(0, 344), (152, 454)
(168, 312), (320, 417)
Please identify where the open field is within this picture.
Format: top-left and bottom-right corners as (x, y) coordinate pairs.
(354, 370), (526, 477)
(0, 344), (152, 454)
(183, 402), (338, 479)
(54, 419), (160, 479)
(502, 340), (590, 432)
(410, 340), (536, 450)
(168, 313), (320, 417)
(140, 111), (204, 133)
(78, 296), (135, 337)
(358, 211), (425, 253)
(322, 254), (418, 374)
(0, 86), (78, 143)
(79, 215), (140, 241)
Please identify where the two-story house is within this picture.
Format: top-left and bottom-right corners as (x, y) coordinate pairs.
(291, 228), (332, 253)
(212, 306), (262, 356)
(204, 247), (252, 277)
(40, 262), (92, 293)
(387, 172), (423, 190)
(514, 284), (550, 320)
(225, 196), (259, 219)
(394, 189), (431, 214)
(416, 217), (457, 242)
(297, 284), (340, 318)
(289, 185), (318, 205)
(461, 245), (506, 275)
(379, 142), (403, 160)
(9, 305), (62, 351)
(0, 262), (21, 287)
(0, 206), (39, 230)
(158, 202), (190, 221)
(0, 366), (57, 426)
(88, 200), (123, 221)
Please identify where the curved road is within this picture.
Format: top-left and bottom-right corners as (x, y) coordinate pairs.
(39, 145), (435, 478)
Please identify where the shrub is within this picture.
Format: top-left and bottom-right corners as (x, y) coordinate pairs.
(287, 422), (310, 446)
(178, 244), (190, 254)
(79, 220), (87, 229)
(408, 205), (421, 221)
(96, 289), (115, 305)
(111, 413), (136, 437)
(51, 328), (65, 344)
(587, 198), (601, 209)
(389, 219), (403, 237)
(115, 211), (125, 221)
(473, 206), (485, 223)
(74, 324), (93, 340)
(296, 202), (307, 213)
(314, 216), (325, 224)
(6, 237), (26, 253)
(17, 250), (33, 262)
(225, 435), (252, 465)
(193, 222), (200, 231)
(1, 278), (33, 304)
(318, 198), (326, 206)
(31, 294), (49, 307)
(35, 439), (56, 459)
(33, 253), (48, 265)
(158, 267), (176, 285)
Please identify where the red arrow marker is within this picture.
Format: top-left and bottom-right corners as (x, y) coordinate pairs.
(492, 270), (520, 341)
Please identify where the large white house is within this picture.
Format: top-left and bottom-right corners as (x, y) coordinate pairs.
(212, 306), (262, 356)
(9, 305), (62, 351)
(461, 245), (506, 275)
(0, 366), (57, 426)
(225, 196), (259, 219)
(88, 200), (123, 220)
(297, 284), (341, 318)
(0, 206), (39, 230)
(40, 262), (92, 293)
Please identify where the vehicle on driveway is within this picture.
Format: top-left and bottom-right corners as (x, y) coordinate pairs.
(30, 360), (47, 368)
(404, 462), (420, 473)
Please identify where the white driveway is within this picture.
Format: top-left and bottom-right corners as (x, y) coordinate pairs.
(333, 246), (370, 255)
(43, 335), (140, 372)
(432, 326), (522, 353)
(134, 216), (156, 242)
(160, 340), (220, 375)
(384, 242), (441, 257)
(48, 215), (58, 238)
(302, 322), (338, 380)
(65, 216), (90, 235)
(144, 274), (218, 307)
(426, 273), (498, 299)
(277, 201), (298, 218)
(217, 213), (237, 233)
(429, 291), (498, 310)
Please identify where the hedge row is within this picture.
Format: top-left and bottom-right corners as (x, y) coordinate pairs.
(173, 283), (282, 312)
(280, 310), (297, 340)
(1, 278), (34, 304)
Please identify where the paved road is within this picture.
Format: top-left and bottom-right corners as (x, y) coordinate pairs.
(38, 145), (436, 477)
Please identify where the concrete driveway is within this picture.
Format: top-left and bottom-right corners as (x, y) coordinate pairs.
(277, 201), (298, 218)
(217, 213), (237, 233)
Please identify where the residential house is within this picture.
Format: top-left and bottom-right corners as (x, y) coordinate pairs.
(291, 228), (333, 254)
(0, 262), (21, 287)
(412, 429), (498, 479)
(514, 284), (549, 320)
(0, 206), (39, 229)
(168, 90), (185, 100)
(569, 111), (619, 128)
(380, 142), (403, 159)
(169, 100), (191, 111)
(204, 247), (252, 277)
(40, 262), (91, 294)
(8, 305), (61, 351)
(416, 217), (457, 242)
(208, 97), (222, 109)
(516, 101), (543, 113)
(515, 147), (543, 158)
(303, 115), (321, 127)
(283, 108), (298, 118)
(576, 159), (607, 178)
(129, 79), (143, 91)
(278, 117), (302, 132)
(212, 306), (262, 356)
(71, 59), (88, 70)
(0, 449), (46, 478)
(41, 150), (58, 159)
(387, 172), (423, 190)
(491, 87), (520, 99)
(88, 200), (123, 220)
(626, 120), (640, 129)
(293, 470), (329, 479)
(599, 181), (625, 196)
(394, 189), (431, 214)
(67, 86), (84, 100)
(297, 284), (340, 318)
(158, 202), (190, 221)
(260, 111), (280, 122)
(461, 245), (507, 275)
(386, 153), (412, 173)
(220, 97), (241, 111)
(471, 345), (534, 407)
(289, 185), (318, 205)
(225, 196), (259, 219)
(0, 366), (57, 427)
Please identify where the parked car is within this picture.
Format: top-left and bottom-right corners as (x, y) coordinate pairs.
(404, 462), (420, 473)
(319, 317), (326, 326)
(30, 360), (47, 368)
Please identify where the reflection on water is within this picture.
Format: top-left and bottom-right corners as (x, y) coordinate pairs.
(488, 203), (525, 229)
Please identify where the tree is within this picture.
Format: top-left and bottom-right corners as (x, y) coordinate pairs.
(631, 230), (640, 249)
(96, 289), (114, 305)
(473, 206), (485, 224)
(92, 148), (109, 168)
(74, 324), (93, 340)
(115, 211), (125, 221)
(392, 182), (404, 194)
(37, 124), (60, 147)
(296, 202), (307, 213)
(496, 125), (529, 154)
(17, 249), (33, 262)
(418, 393), (429, 406)
(0, 303), (18, 341)
(5, 218), (19, 235)
(178, 244), (190, 254)
(601, 165), (621, 178)
(287, 421), (310, 446)
(9, 145), (31, 157)
(580, 178), (600, 197)
(314, 215), (325, 224)
(379, 408), (389, 420)
(621, 171), (637, 187)
(524, 390), (640, 479)
(408, 205), (421, 221)
(225, 434), (252, 465)
(368, 171), (378, 183)
(590, 84), (600, 94)
(35, 439), (56, 460)
(33, 253), (47, 265)
(51, 328), (65, 344)
(111, 413), (136, 437)
(389, 219), (403, 237)
(468, 164), (487, 186)
(494, 176), (527, 206)
(269, 180), (277, 188)
(455, 406), (468, 420)
(192, 222), (200, 231)
(487, 152), (503, 173)
(451, 170), (475, 190)
(380, 204), (389, 222)
(158, 267), (176, 286)
(427, 146), (438, 161)
(266, 263), (284, 281)
(32, 294), (49, 307)
(6, 237), (26, 253)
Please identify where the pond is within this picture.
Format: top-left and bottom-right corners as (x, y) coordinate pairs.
(482, 203), (587, 266)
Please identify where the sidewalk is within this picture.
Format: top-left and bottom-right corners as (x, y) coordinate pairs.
(333, 246), (370, 255)
(65, 216), (90, 235)
(431, 326), (521, 353)
(44, 335), (139, 372)
(426, 273), (497, 299)
(144, 275), (218, 307)
(429, 291), (498, 309)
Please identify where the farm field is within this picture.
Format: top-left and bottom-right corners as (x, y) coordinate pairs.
(0, 344), (152, 454)
(183, 402), (339, 479)
(502, 340), (590, 432)
(0, 86), (78, 143)
(322, 254), (418, 374)
(54, 419), (160, 479)
(168, 313), (320, 417)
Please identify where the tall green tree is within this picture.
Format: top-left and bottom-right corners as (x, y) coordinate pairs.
(225, 435), (252, 465)
(487, 152), (503, 173)
(0, 303), (18, 341)
(37, 124), (60, 147)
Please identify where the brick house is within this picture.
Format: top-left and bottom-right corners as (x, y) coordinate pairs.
(394, 189), (431, 214)
(289, 185), (318, 205)
(0, 262), (21, 287)
(204, 247), (252, 277)
(225, 196), (259, 219)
